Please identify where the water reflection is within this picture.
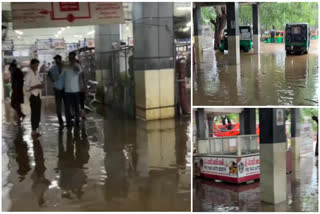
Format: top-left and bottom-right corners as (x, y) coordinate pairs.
(14, 127), (31, 181)
(31, 139), (50, 207)
(193, 41), (318, 105)
(57, 127), (89, 200)
(2, 102), (190, 211)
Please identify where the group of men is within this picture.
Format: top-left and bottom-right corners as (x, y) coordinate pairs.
(48, 52), (87, 129)
(10, 52), (87, 137)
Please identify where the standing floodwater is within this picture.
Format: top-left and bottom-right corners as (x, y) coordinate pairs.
(193, 156), (318, 212)
(2, 99), (191, 211)
(193, 40), (318, 106)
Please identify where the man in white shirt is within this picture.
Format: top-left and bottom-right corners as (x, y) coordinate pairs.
(24, 59), (43, 137)
(61, 52), (81, 128)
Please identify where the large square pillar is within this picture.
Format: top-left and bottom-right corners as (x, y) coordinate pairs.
(240, 108), (256, 135)
(259, 108), (287, 204)
(196, 109), (206, 139)
(252, 4), (260, 54)
(133, 3), (175, 120)
(291, 109), (301, 176)
(226, 2), (240, 65)
(95, 24), (120, 103)
(193, 5), (202, 71)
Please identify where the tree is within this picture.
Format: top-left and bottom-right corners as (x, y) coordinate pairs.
(212, 6), (227, 49)
(201, 7), (216, 31)
(239, 2), (318, 32)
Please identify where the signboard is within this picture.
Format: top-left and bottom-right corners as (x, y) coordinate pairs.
(200, 157), (239, 178)
(12, 2), (124, 29)
(200, 156), (260, 179)
(36, 39), (51, 50)
(54, 39), (66, 49)
(86, 39), (95, 48)
(67, 43), (79, 52)
(237, 156), (260, 178)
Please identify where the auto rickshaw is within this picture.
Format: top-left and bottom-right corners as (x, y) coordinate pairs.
(262, 31), (271, 43)
(311, 29), (318, 39)
(275, 31), (285, 43)
(285, 23), (310, 54)
(219, 26), (253, 52)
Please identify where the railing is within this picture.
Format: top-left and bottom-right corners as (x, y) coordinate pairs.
(197, 135), (260, 156)
(96, 46), (135, 117)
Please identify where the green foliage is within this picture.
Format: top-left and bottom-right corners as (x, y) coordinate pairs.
(201, 7), (216, 31)
(239, 2), (318, 31)
(300, 108), (318, 132)
(239, 5), (252, 26)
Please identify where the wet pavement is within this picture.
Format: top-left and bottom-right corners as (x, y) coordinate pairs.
(193, 40), (319, 106)
(2, 98), (191, 211)
(193, 156), (318, 212)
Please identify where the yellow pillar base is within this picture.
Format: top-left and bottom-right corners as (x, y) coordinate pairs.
(135, 69), (175, 120)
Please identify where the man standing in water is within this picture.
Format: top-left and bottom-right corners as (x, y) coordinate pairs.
(48, 55), (65, 127)
(10, 60), (26, 123)
(24, 59), (43, 137)
(61, 52), (81, 128)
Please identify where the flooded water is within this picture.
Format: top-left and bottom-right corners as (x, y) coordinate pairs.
(2, 99), (191, 211)
(193, 156), (318, 212)
(193, 40), (319, 106)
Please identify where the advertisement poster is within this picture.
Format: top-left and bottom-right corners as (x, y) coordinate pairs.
(276, 109), (284, 126)
(200, 156), (260, 179)
(200, 157), (239, 178)
(237, 156), (260, 178)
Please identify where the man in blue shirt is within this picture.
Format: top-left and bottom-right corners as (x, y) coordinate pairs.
(48, 55), (65, 127)
(61, 52), (82, 128)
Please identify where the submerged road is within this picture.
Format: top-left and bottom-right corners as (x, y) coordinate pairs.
(193, 40), (319, 106)
(2, 99), (191, 211)
(193, 155), (318, 212)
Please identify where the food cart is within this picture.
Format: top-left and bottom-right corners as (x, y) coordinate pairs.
(194, 135), (260, 184)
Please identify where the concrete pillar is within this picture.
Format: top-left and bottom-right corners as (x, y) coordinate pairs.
(240, 108), (256, 135)
(226, 2), (240, 65)
(193, 5), (202, 71)
(208, 117), (214, 137)
(252, 3), (260, 54)
(291, 109), (301, 177)
(132, 3), (175, 120)
(95, 24), (120, 103)
(259, 108), (287, 204)
(196, 109), (206, 139)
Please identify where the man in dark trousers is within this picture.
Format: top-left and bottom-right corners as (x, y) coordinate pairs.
(10, 60), (26, 122)
(24, 59), (43, 137)
(48, 55), (65, 127)
(61, 52), (82, 128)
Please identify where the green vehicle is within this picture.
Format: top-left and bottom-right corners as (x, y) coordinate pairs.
(275, 31), (285, 43)
(311, 29), (318, 39)
(219, 26), (253, 52)
(285, 23), (310, 55)
(262, 31), (271, 43)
